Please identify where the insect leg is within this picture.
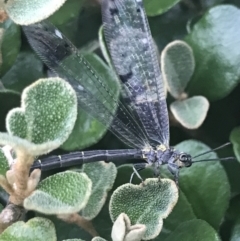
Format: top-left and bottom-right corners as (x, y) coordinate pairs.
(130, 163), (147, 183)
(167, 163), (180, 186)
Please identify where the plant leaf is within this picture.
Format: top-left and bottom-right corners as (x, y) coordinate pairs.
(143, 0), (181, 17)
(61, 53), (120, 150)
(1, 77), (77, 155)
(170, 96), (209, 129)
(109, 178), (178, 240)
(231, 218), (240, 241)
(0, 19), (21, 77)
(92, 237), (108, 241)
(185, 5), (240, 101)
(0, 147), (9, 175)
(111, 213), (146, 241)
(230, 126), (240, 162)
(161, 40), (195, 99)
(1, 51), (44, 93)
(81, 162), (117, 220)
(164, 219), (220, 241)
(0, 217), (57, 241)
(5, 0), (68, 25)
(24, 171), (92, 214)
(175, 140), (230, 229)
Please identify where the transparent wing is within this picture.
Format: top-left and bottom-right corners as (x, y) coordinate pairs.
(102, 0), (170, 146)
(23, 22), (150, 149)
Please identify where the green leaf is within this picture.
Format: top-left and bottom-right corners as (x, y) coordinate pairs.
(81, 162), (117, 220)
(62, 53), (120, 151)
(230, 126), (240, 162)
(0, 217), (57, 241)
(0, 90), (20, 132)
(0, 19), (21, 77)
(170, 96), (209, 129)
(111, 213), (146, 241)
(92, 238), (107, 241)
(226, 195), (240, 223)
(143, 0), (181, 16)
(161, 40), (195, 99)
(1, 51), (44, 93)
(161, 190), (196, 236)
(231, 218), (240, 241)
(1, 77), (77, 156)
(48, 0), (84, 26)
(37, 214), (92, 240)
(4, 0), (68, 25)
(63, 239), (85, 241)
(109, 178), (178, 240)
(0, 147), (9, 175)
(175, 140), (230, 229)
(164, 219), (220, 241)
(185, 5), (240, 101)
(24, 171), (92, 214)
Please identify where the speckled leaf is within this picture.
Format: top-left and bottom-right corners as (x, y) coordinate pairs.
(143, 0), (180, 16)
(0, 148), (9, 175)
(175, 140), (230, 229)
(110, 178), (178, 240)
(1, 51), (44, 93)
(0, 217), (56, 241)
(185, 5), (240, 100)
(164, 219), (220, 241)
(81, 162), (117, 220)
(230, 127), (240, 162)
(24, 171), (92, 214)
(0, 19), (21, 76)
(170, 96), (209, 129)
(112, 213), (146, 241)
(63, 239), (85, 241)
(1, 78), (77, 156)
(161, 40), (195, 99)
(92, 238), (107, 241)
(5, 0), (68, 25)
(62, 53), (120, 151)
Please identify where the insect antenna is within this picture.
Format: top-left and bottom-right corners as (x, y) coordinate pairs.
(192, 142), (232, 159)
(192, 156), (236, 163)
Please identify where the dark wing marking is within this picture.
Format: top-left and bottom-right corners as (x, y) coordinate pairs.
(102, 0), (170, 147)
(23, 22), (150, 149)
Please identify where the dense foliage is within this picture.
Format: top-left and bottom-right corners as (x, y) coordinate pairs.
(0, 0), (240, 240)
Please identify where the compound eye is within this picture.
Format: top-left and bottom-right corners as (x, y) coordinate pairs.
(179, 153), (187, 161)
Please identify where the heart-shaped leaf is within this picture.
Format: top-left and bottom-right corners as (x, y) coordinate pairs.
(81, 162), (117, 220)
(185, 5), (240, 100)
(161, 40), (195, 99)
(0, 77), (77, 156)
(24, 171), (92, 214)
(109, 178), (178, 240)
(5, 0), (68, 25)
(0, 217), (57, 241)
(170, 96), (209, 129)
